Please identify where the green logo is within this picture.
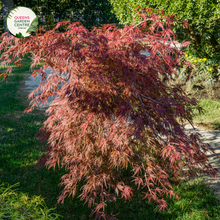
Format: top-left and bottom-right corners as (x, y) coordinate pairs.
(6, 6), (38, 38)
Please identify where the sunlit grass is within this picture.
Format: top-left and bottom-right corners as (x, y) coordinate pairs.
(0, 181), (60, 219)
(113, 177), (220, 219)
(191, 99), (220, 130)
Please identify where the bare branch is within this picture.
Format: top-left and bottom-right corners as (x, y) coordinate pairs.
(67, 46), (75, 64)
(120, 18), (152, 39)
(140, 94), (176, 106)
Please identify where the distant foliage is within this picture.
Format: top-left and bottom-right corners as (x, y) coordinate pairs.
(110, 0), (220, 61)
(0, 0), (119, 34)
(0, 9), (218, 219)
(13, 0), (119, 31)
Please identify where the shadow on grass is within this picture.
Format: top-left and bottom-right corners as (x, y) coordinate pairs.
(0, 63), (92, 219)
(0, 63), (220, 220)
(113, 177), (220, 220)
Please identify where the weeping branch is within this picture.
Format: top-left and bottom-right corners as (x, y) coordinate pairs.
(140, 95), (196, 129)
(172, 114), (196, 130)
(138, 94), (167, 144)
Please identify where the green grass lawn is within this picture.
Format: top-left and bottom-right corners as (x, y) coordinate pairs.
(191, 99), (220, 130)
(0, 60), (220, 219)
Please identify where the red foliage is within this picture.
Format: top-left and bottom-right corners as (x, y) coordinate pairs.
(0, 8), (217, 219)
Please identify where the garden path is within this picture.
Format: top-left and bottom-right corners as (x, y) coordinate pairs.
(183, 123), (220, 199)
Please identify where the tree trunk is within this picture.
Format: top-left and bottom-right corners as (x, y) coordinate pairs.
(2, 0), (14, 32)
(210, 34), (219, 49)
(183, 25), (203, 56)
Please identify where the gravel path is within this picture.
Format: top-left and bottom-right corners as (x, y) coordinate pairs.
(184, 124), (220, 199)
(24, 69), (55, 108)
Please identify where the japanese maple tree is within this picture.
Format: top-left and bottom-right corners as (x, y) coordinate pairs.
(0, 8), (218, 220)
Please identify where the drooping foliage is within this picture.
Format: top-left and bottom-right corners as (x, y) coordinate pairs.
(0, 8), (218, 220)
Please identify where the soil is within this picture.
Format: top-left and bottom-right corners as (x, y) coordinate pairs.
(183, 79), (220, 101)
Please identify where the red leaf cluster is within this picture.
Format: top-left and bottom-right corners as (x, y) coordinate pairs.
(0, 8), (217, 219)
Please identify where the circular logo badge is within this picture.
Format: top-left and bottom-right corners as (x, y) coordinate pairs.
(6, 6), (38, 38)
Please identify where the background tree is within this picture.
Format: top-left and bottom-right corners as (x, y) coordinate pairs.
(0, 9), (218, 219)
(0, 0), (119, 33)
(110, 0), (220, 60)
(1, 0), (14, 32)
